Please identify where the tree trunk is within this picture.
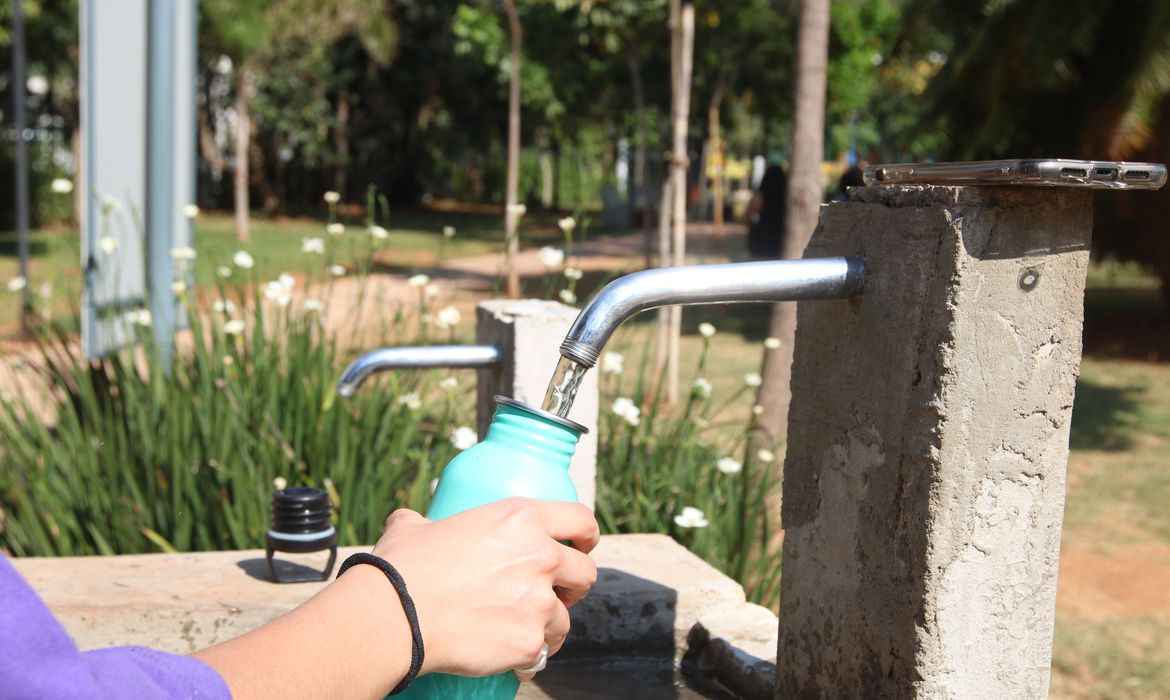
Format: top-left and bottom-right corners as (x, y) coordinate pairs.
(502, 0), (523, 299)
(551, 137), (561, 210)
(708, 75), (727, 257)
(71, 127), (82, 226)
(660, 0), (694, 404)
(655, 179), (673, 385)
(625, 48), (654, 268)
(335, 92), (350, 199)
(234, 69), (252, 243)
(754, 0), (830, 448)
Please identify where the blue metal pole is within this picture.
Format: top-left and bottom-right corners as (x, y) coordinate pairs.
(147, 0), (176, 367)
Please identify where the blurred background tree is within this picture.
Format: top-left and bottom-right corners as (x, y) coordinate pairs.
(6, 0), (1170, 296)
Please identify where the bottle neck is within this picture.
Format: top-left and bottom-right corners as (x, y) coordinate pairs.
(485, 402), (581, 468)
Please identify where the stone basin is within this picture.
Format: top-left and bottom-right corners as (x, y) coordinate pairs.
(12, 534), (776, 698)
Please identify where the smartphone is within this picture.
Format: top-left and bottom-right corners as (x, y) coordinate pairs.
(862, 159), (1167, 190)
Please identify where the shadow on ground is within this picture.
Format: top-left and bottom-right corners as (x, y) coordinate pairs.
(1069, 378), (1144, 451)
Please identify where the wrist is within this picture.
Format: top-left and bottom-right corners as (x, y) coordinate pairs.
(332, 563), (416, 689)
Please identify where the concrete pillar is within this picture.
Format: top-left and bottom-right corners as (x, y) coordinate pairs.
(776, 186), (1092, 698)
(476, 300), (599, 508)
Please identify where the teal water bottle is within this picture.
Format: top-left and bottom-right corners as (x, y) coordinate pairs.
(395, 396), (586, 700)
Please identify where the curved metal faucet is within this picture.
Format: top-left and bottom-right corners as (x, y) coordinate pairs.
(337, 345), (501, 397)
(558, 257), (866, 368)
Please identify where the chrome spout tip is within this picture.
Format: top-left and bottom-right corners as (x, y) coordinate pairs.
(558, 339), (598, 369)
(336, 382), (356, 398)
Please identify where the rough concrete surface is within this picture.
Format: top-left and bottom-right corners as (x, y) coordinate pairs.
(476, 299), (600, 508)
(684, 604), (779, 699)
(12, 534), (743, 661)
(777, 185), (1092, 698)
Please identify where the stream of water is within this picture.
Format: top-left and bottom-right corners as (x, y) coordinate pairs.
(542, 357), (590, 418)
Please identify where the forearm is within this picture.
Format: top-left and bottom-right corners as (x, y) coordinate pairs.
(193, 565), (412, 700)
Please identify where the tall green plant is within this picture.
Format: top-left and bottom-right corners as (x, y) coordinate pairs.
(0, 262), (473, 556)
(594, 326), (781, 605)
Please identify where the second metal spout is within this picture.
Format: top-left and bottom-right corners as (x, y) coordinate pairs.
(337, 345), (501, 397)
(558, 257), (866, 368)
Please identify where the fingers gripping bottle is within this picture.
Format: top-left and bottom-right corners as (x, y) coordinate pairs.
(394, 396), (585, 700)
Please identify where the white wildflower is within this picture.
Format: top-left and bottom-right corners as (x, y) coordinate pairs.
(611, 397), (641, 427)
(757, 448), (776, 463)
(264, 280), (292, 307)
(601, 351), (624, 375)
(558, 289), (577, 305)
(182, 204), (200, 219)
(744, 372), (763, 388)
(37, 282), (51, 299)
(369, 225), (389, 240)
(278, 273), (295, 291)
(673, 506), (709, 529)
(716, 457), (743, 475)
(752, 404), (765, 417)
(223, 319), (246, 335)
(563, 267), (584, 281)
(51, 178), (73, 194)
(692, 377), (712, 399)
(101, 195), (123, 215)
(301, 237), (325, 255)
(328, 264), (346, 277)
(323, 191), (341, 204)
(435, 305), (461, 330)
(222, 355), (235, 366)
(696, 417), (710, 429)
(558, 216), (576, 233)
(99, 237), (118, 254)
(232, 251), (255, 269)
(274, 476), (288, 491)
(212, 299), (235, 314)
(216, 266), (232, 278)
(506, 203), (527, 217)
(538, 247), (565, 268)
(764, 336), (781, 350)
(450, 426), (478, 450)
(326, 223), (345, 236)
(698, 322), (716, 338)
(171, 246), (197, 260)
(170, 280), (187, 294)
(129, 308), (152, 326)
(7, 276), (27, 292)
(398, 392), (422, 411)
(442, 226), (456, 238)
(439, 376), (458, 391)
(424, 283), (440, 299)
(303, 298), (325, 313)
(408, 274), (431, 288)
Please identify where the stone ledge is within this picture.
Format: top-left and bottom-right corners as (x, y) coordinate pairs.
(12, 534), (748, 661)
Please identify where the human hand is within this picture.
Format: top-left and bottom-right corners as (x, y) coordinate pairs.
(371, 498), (599, 679)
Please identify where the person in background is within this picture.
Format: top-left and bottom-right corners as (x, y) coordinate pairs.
(0, 498), (599, 700)
(829, 165), (865, 203)
(745, 164), (788, 259)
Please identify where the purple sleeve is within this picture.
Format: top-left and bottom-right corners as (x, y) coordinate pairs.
(1, 554), (232, 700)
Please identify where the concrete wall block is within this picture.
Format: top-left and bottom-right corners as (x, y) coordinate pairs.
(476, 300), (599, 508)
(777, 185), (1092, 698)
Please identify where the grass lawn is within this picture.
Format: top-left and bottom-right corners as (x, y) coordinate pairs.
(0, 205), (603, 338)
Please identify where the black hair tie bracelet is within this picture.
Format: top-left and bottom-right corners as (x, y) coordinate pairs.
(337, 553), (425, 695)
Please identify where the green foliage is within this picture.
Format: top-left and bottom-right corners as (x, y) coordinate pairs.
(594, 331), (781, 605)
(0, 271), (472, 556)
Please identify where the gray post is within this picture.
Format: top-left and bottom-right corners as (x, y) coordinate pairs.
(777, 185), (1092, 698)
(476, 300), (599, 509)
